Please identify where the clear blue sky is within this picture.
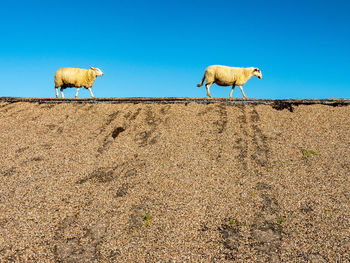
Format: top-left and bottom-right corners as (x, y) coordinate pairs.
(0, 0), (349, 99)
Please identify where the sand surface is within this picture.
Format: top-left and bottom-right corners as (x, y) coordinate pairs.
(0, 99), (349, 262)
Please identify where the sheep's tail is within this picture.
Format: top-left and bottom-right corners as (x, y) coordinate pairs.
(197, 74), (205, 87)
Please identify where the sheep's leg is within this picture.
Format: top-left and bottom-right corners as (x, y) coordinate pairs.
(60, 87), (65, 99)
(88, 88), (95, 99)
(75, 88), (79, 99)
(205, 83), (213, 98)
(229, 85), (236, 99)
(55, 87), (59, 98)
(239, 86), (248, 99)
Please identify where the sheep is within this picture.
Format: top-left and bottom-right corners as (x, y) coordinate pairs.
(54, 67), (104, 99)
(197, 65), (262, 99)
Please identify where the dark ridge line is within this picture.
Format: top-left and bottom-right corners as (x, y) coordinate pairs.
(1, 97), (349, 109)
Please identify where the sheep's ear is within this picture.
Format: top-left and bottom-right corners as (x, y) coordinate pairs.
(90, 66), (95, 70)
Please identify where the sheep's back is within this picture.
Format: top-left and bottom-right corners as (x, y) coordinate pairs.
(55, 68), (89, 87)
(207, 65), (240, 85)
(204, 65), (251, 86)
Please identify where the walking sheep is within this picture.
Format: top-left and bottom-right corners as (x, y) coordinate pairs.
(197, 65), (262, 99)
(54, 67), (104, 99)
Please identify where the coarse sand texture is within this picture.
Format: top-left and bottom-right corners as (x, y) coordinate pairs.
(0, 98), (349, 262)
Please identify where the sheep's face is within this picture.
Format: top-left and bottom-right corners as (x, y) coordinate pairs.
(253, 68), (262, 79)
(90, 67), (104, 77)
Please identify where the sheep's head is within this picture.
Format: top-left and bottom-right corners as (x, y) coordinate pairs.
(253, 68), (262, 79)
(90, 66), (104, 77)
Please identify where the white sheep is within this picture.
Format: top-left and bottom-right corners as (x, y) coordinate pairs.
(54, 67), (104, 99)
(197, 65), (262, 99)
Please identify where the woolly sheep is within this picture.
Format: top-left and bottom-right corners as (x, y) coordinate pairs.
(197, 65), (262, 99)
(54, 67), (104, 99)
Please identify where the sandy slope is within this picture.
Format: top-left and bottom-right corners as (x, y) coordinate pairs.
(0, 99), (349, 262)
